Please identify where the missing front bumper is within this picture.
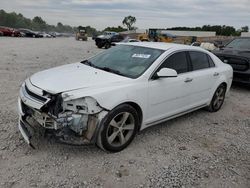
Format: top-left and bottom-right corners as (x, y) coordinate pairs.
(17, 95), (108, 148)
(18, 119), (35, 149)
(18, 117), (93, 148)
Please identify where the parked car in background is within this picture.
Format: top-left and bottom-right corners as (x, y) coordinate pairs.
(95, 31), (124, 49)
(48, 32), (56, 38)
(0, 31), (3, 36)
(0, 26), (22, 37)
(38, 32), (52, 38)
(18, 29), (43, 38)
(18, 43), (233, 152)
(12, 29), (21, 37)
(213, 37), (250, 85)
(0, 26), (13, 36)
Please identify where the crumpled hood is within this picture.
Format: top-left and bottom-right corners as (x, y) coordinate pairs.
(29, 63), (130, 94)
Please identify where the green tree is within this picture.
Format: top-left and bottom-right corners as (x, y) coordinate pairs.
(122, 15), (136, 30)
(241, 26), (249, 32)
(167, 25), (238, 36)
(104, 26), (127, 33)
(32, 16), (46, 30)
(0, 9), (86, 33)
(33, 16), (46, 25)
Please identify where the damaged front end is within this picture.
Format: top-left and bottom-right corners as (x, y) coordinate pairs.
(18, 79), (108, 147)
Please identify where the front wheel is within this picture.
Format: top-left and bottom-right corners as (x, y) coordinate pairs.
(207, 84), (226, 112)
(97, 104), (139, 152)
(104, 43), (111, 49)
(97, 43), (103, 48)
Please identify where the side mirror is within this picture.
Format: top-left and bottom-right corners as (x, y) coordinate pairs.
(156, 68), (177, 78)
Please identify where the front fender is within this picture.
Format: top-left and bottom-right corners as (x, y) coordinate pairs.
(61, 82), (148, 115)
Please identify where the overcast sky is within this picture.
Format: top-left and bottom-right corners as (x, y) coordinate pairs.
(1, 0), (250, 30)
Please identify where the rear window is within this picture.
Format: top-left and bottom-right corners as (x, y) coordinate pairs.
(189, 51), (210, 71)
(207, 55), (215, 67)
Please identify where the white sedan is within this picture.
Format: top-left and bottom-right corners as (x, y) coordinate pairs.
(18, 42), (233, 152)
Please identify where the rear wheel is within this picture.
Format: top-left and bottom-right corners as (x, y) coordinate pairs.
(207, 84), (226, 112)
(97, 104), (139, 152)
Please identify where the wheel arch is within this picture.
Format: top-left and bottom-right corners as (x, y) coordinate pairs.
(220, 82), (227, 90)
(113, 101), (143, 132)
(209, 80), (228, 105)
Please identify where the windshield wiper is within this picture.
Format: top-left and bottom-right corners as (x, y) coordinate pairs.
(80, 60), (96, 68)
(99, 67), (126, 77)
(81, 60), (126, 77)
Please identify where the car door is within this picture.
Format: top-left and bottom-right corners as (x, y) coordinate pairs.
(146, 51), (193, 125)
(186, 51), (217, 108)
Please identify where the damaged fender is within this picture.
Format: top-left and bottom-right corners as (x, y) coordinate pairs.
(61, 96), (109, 141)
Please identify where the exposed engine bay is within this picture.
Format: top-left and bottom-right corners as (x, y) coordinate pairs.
(18, 80), (108, 148)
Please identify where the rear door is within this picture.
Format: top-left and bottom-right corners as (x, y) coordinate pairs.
(186, 51), (217, 107)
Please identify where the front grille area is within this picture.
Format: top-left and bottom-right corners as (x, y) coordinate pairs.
(24, 85), (47, 103)
(218, 55), (249, 71)
(21, 100), (35, 115)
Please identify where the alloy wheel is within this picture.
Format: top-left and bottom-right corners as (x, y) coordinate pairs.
(213, 86), (225, 110)
(106, 112), (135, 147)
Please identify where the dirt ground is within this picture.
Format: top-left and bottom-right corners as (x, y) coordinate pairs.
(0, 37), (249, 188)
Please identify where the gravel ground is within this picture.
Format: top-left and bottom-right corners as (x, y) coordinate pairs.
(0, 37), (249, 188)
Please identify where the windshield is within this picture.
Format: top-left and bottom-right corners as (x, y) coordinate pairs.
(85, 45), (163, 78)
(226, 38), (250, 49)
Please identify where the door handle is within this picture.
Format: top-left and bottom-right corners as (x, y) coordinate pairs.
(213, 72), (219, 76)
(184, 78), (193, 83)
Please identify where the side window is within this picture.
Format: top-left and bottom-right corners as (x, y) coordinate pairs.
(189, 51), (210, 70)
(207, 55), (215, 67)
(160, 52), (188, 74)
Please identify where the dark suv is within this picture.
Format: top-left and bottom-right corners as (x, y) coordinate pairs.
(213, 37), (250, 85)
(95, 32), (124, 49)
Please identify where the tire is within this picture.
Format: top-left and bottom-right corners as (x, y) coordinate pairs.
(207, 84), (226, 112)
(104, 43), (111, 49)
(97, 104), (139, 152)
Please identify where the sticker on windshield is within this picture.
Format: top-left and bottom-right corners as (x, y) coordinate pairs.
(132, 54), (151, 59)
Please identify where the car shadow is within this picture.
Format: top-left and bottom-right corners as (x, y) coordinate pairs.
(231, 82), (250, 91)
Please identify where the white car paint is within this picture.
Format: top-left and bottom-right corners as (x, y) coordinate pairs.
(29, 63), (131, 94)
(18, 42), (233, 145)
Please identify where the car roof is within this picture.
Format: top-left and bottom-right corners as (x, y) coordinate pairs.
(119, 42), (206, 52)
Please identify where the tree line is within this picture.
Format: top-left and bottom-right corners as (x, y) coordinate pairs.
(0, 9), (248, 36)
(0, 9), (76, 32)
(167, 25), (249, 36)
(0, 9), (128, 35)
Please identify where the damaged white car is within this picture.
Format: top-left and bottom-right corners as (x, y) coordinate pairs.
(18, 43), (233, 152)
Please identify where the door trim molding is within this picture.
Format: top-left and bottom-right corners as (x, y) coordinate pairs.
(145, 103), (207, 126)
